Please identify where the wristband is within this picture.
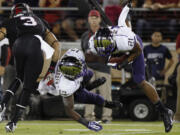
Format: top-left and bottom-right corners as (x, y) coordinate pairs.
(48, 61), (57, 73)
(50, 61), (56, 68)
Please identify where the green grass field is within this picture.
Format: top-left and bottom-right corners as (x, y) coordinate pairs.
(0, 120), (180, 135)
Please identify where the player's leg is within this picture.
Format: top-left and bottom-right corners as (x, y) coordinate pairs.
(96, 71), (112, 123)
(0, 77), (22, 122)
(2, 64), (17, 120)
(74, 87), (122, 109)
(132, 35), (173, 133)
(84, 71), (96, 121)
(0, 45), (25, 122)
(4, 37), (26, 131)
(5, 36), (43, 132)
(174, 64), (180, 121)
(83, 69), (94, 85)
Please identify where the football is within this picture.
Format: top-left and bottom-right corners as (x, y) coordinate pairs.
(108, 54), (128, 64)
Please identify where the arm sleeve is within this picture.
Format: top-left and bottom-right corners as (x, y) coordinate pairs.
(118, 5), (130, 27)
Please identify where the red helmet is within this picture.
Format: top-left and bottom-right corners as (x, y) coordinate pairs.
(11, 3), (33, 17)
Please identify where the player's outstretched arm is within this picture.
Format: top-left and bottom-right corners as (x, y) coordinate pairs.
(62, 95), (102, 132)
(44, 28), (61, 62)
(63, 95), (82, 121)
(118, 4), (130, 27)
(0, 27), (7, 41)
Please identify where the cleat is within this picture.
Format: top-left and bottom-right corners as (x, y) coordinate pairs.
(5, 122), (17, 132)
(102, 119), (111, 124)
(161, 109), (174, 133)
(111, 101), (123, 108)
(0, 104), (6, 122)
(104, 100), (123, 109)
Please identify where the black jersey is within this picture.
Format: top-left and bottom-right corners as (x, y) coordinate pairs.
(14, 14), (47, 37)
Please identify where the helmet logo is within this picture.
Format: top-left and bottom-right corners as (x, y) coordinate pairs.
(94, 29), (116, 57)
(15, 7), (22, 15)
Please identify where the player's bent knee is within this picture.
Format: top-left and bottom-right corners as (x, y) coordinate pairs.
(137, 80), (146, 87)
(95, 95), (105, 106)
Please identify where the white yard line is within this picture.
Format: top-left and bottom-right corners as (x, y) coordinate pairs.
(64, 129), (152, 132)
(63, 129), (163, 135)
(15, 123), (165, 127)
(100, 132), (162, 135)
(1, 122), (179, 127)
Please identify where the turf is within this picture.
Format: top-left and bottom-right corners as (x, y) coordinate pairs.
(0, 120), (180, 135)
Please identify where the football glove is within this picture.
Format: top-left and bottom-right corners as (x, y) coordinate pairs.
(86, 77), (106, 91)
(107, 59), (128, 70)
(87, 121), (102, 132)
(48, 61), (56, 73)
(44, 61), (56, 80)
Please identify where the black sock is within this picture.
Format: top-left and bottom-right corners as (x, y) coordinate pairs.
(1, 78), (21, 107)
(11, 88), (31, 124)
(154, 100), (167, 114)
(1, 90), (14, 107)
(11, 105), (25, 124)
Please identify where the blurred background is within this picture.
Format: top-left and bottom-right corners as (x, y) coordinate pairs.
(0, 0), (180, 123)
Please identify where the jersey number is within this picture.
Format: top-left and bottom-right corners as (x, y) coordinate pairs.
(128, 38), (134, 47)
(20, 16), (37, 26)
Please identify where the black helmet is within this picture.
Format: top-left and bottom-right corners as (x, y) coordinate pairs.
(11, 3), (33, 17)
(94, 27), (116, 57)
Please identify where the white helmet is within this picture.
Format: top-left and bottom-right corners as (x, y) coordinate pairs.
(94, 27), (116, 57)
(63, 48), (85, 62)
(56, 48), (86, 80)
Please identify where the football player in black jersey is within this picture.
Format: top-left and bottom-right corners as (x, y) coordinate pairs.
(0, 3), (61, 132)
